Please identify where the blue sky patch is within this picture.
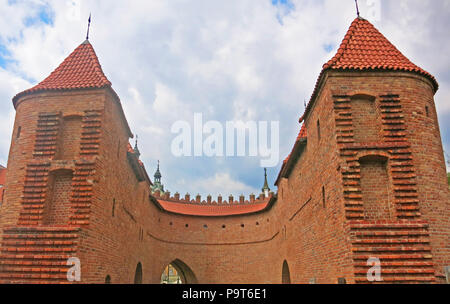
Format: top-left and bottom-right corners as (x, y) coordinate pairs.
(0, 44), (12, 69)
(24, 3), (54, 27)
(272, 0), (295, 25)
(323, 44), (334, 53)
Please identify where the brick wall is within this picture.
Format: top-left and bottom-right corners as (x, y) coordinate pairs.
(0, 69), (448, 284)
(359, 156), (393, 220)
(43, 170), (73, 225)
(56, 116), (82, 160)
(351, 97), (382, 142)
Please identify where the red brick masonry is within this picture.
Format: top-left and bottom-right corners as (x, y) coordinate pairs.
(0, 17), (448, 284)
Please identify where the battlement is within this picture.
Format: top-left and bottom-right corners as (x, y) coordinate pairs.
(152, 190), (274, 205)
(0, 15), (448, 284)
(152, 191), (275, 217)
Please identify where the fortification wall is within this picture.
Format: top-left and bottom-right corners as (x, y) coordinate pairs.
(0, 70), (448, 284)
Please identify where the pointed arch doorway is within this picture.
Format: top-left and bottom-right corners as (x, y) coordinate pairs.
(160, 259), (198, 284)
(282, 260), (291, 284)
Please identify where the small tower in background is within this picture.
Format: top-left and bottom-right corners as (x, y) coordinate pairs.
(151, 161), (165, 194)
(134, 135), (141, 158)
(261, 168), (270, 198)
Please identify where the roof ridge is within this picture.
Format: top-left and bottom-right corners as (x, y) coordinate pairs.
(323, 17), (360, 69)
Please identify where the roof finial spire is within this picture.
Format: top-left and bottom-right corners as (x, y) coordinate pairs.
(355, 0), (360, 18)
(134, 134), (141, 157)
(86, 13), (92, 40)
(151, 160), (164, 194)
(262, 168), (270, 197)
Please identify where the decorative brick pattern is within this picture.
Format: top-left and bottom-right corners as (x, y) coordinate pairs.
(80, 111), (102, 156)
(350, 220), (435, 283)
(69, 161), (96, 226)
(0, 17), (448, 284)
(33, 113), (60, 159)
(335, 94), (420, 221)
(18, 163), (51, 226)
(0, 227), (80, 284)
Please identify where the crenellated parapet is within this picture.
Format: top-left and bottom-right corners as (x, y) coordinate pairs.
(152, 191), (274, 206)
(151, 190), (276, 217)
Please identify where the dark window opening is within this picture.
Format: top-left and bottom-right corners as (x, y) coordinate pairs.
(425, 106), (430, 117)
(317, 120), (321, 141)
(16, 126), (22, 139)
(105, 275), (111, 284)
(282, 260), (291, 284)
(112, 199), (116, 217)
(322, 186), (326, 208)
(134, 262), (143, 284)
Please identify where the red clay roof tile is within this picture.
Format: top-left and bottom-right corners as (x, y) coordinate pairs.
(156, 199), (271, 217)
(276, 123), (307, 184)
(13, 40), (111, 106)
(300, 17), (438, 123)
(322, 18), (437, 81)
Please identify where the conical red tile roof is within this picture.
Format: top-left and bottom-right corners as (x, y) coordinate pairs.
(300, 17), (438, 122)
(13, 40), (111, 106)
(323, 17), (437, 80)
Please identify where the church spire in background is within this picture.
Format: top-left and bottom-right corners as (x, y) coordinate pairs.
(151, 161), (165, 194)
(262, 168), (270, 198)
(134, 134), (141, 158)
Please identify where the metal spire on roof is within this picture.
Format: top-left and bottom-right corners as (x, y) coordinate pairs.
(151, 160), (164, 194)
(134, 134), (140, 157)
(155, 160), (161, 179)
(355, 0), (360, 18)
(262, 168), (270, 197)
(86, 13), (92, 40)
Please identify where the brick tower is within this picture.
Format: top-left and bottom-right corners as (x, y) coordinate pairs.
(0, 39), (145, 283)
(0, 17), (448, 284)
(277, 17), (449, 283)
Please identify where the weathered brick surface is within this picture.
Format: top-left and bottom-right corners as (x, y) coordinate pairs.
(0, 61), (448, 285)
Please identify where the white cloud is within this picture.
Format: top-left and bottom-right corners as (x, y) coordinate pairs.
(0, 0), (449, 193)
(187, 173), (259, 198)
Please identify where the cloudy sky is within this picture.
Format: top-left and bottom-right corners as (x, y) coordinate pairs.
(0, 0), (449, 198)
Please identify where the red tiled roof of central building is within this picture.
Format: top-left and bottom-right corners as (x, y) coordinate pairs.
(156, 198), (271, 217)
(13, 40), (111, 107)
(300, 17), (438, 122)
